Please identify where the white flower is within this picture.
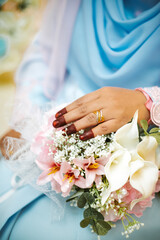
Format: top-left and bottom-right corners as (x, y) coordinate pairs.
(102, 149), (131, 205)
(130, 159), (158, 209)
(102, 111), (159, 207)
(136, 136), (158, 164)
(102, 112), (139, 205)
(114, 111), (139, 152)
(156, 145), (160, 169)
(129, 135), (159, 209)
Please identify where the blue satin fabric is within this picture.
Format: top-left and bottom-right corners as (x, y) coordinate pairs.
(15, 1), (160, 107)
(67, 0), (160, 94)
(1, 1), (160, 239)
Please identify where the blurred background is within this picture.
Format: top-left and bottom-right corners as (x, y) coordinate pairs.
(0, 0), (46, 137)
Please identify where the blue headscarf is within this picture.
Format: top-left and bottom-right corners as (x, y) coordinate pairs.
(66, 0), (160, 94)
(15, 0), (160, 101)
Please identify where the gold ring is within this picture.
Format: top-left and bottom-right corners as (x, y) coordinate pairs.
(93, 110), (105, 124)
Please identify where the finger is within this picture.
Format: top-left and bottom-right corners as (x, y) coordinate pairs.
(53, 102), (110, 129)
(62, 100), (105, 126)
(55, 90), (100, 118)
(79, 119), (120, 141)
(65, 109), (111, 135)
(53, 99), (103, 128)
(65, 112), (98, 135)
(0, 130), (21, 159)
(53, 115), (66, 128)
(53, 105), (98, 129)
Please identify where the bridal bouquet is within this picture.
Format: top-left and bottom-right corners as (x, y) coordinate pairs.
(31, 109), (160, 238)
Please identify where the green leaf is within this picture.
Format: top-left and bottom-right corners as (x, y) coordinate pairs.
(149, 133), (160, 144)
(83, 192), (95, 205)
(77, 192), (95, 208)
(92, 220), (111, 236)
(140, 120), (148, 133)
(66, 190), (84, 202)
(149, 128), (160, 134)
(77, 194), (87, 208)
(84, 208), (104, 220)
(80, 218), (90, 228)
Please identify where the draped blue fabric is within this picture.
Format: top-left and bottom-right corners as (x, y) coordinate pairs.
(67, 0), (160, 94)
(1, 1), (160, 239)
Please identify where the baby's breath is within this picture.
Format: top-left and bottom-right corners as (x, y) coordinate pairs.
(49, 129), (112, 164)
(90, 183), (127, 219)
(121, 214), (144, 238)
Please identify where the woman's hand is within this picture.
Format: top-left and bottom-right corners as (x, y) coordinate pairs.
(0, 129), (21, 159)
(53, 87), (150, 140)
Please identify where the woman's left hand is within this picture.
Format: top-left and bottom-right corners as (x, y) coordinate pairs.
(53, 87), (150, 140)
(0, 129), (21, 159)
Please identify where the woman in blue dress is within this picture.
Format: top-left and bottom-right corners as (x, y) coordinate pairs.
(0, 0), (160, 239)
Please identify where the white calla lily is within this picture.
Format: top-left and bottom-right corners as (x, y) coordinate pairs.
(130, 159), (158, 209)
(137, 136), (158, 164)
(102, 110), (159, 209)
(156, 145), (160, 169)
(102, 149), (131, 205)
(129, 136), (159, 209)
(115, 111), (139, 152)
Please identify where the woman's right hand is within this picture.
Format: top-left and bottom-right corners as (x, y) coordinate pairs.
(53, 87), (149, 140)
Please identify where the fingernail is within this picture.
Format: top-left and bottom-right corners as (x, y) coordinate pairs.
(66, 124), (77, 135)
(52, 116), (66, 128)
(55, 108), (67, 118)
(79, 130), (94, 141)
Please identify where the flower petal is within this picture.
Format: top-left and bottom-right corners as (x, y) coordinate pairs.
(101, 186), (112, 206)
(54, 171), (63, 184)
(30, 132), (44, 154)
(102, 150), (131, 205)
(96, 155), (110, 166)
(73, 169), (80, 178)
(137, 136), (158, 164)
(95, 175), (102, 189)
(36, 159), (54, 170)
(130, 160), (159, 209)
(73, 158), (88, 169)
(60, 162), (71, 174)
(105, 150), (131, 192)
(156, 145), (160, 169)
(51, 179), (61, 193)
(115, 111), (139, 151)
(75, 176), (87, 188)
(85, 169), (95, 187)
(95, 165), (105, 175)
(61, 179), (74, 197)
(37, 170), (52, 185)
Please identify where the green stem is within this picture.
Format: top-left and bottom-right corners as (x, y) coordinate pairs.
(125, 213), (136, 222)
(121, 218), (126, 231)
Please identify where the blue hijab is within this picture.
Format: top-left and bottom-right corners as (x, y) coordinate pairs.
(66, 0), (160, 94)
(15, 0), (160, 102)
